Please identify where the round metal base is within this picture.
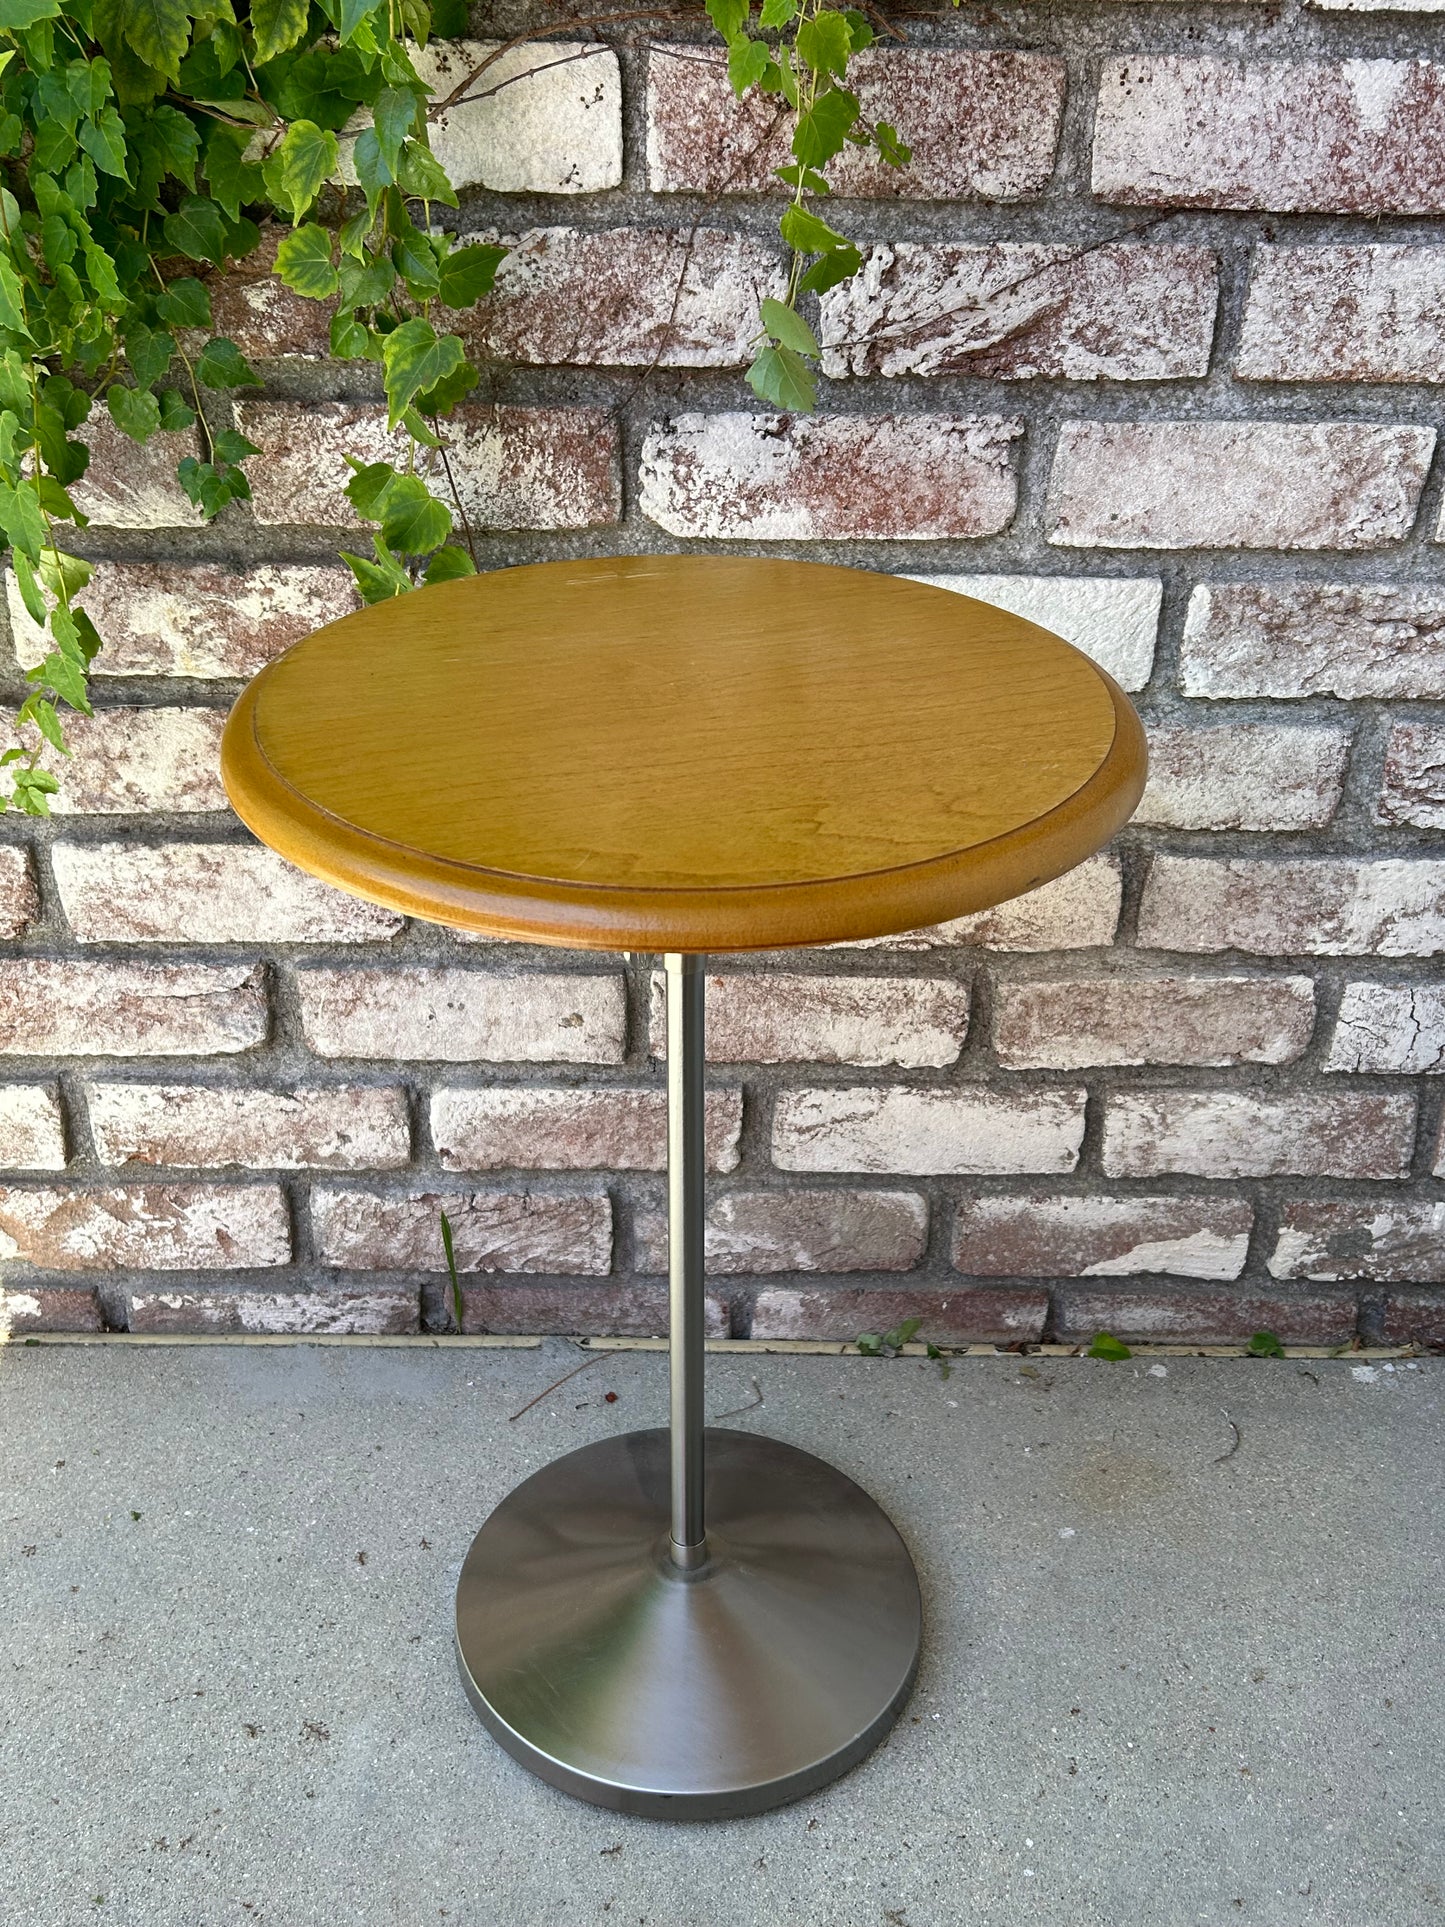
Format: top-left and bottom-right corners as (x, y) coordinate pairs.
(455, 1427), (922, 1819)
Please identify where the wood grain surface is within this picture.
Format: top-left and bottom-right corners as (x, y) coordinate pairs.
(221, 556), (1146, 951)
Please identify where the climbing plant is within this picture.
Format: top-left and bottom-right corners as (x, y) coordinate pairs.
(0, 0), (902, 812)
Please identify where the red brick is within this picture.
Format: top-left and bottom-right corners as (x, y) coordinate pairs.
(1053, 1286), (1356, 1346)
(0, 848), (36, 938)
(1270, 1201), (1445, 1281)
(1181, 582), (1445, 700)
(1093, 57), (1445, 214)
(7, 562), (358, 681)
(457, 1282), (727, 1338)
(843, 855), (1123, 952)
(127, 1287), (418, 1334)
(650, 972), (969, 1068)
(87, 1084), (411, 1171)
(1138, 856), (1445, 956)
(821, 243), (1216, 381)
(1102, 1091), (1416, 1179)
(0, 1184), (289, 1269)
(641, 413), (1020, 542)
(236, 402), (621, 530)
(298, 968), (625, 1062)
(635, 1188), (928, 1275)
(0, 1286), (103, 1335)
(432, 1086), (740, 1171)
(1325, 984), (1445, 1074)
(1237, 245), (1445, 383)
(647, 47), (1065, 199)
(0, 1085), (66, 1170)
(1377, 723), (1445, 829)
(313, 1187), (612, 1274)
(1047, 421), (1433, 551)
(751, 1285), (1048, 1344)
(994, 975), (1315, 1070)
(953, 1194), (1253, 1280)
(1135, 724), (1350, 831)
(52, 844), (399, 945)
(207, 228), (333, 358)
(0, 961), (266, 1058)
(773, 1087), (1086, 1176)
(5, 709), (227, 814)
(1381, 1292), (1445, 1348)
(67, 415), (201, 528)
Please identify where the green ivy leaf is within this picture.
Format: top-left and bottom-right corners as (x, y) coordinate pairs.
(0, 479), (46, 561)
(195, 336), (262, 388)
(275, 221), (339, 298)
(336, 0), (384, 41)
(779, 201), (848, 255)
(343, 457), (396, 520)
(792, 86), (857, 168)
(796, 241), (861, 296)
(155, 387), (195, 430)
(261, 117), (338, 222)
(423, 544), (474, 584)
(106, 381), (162, 442)
(436, 242), (505, 308)
(380, 317), (463, 427)
(746, 343), (815, 412)
(162, 193), (233, 263)
(211, 428), (261, 463)
(727, 36), (769, 97)
(390, 223), (441, 298)
(705, 0), (746, 37)
(250, 0), (310, 66)
(36, 646), (90, 710)
(1247, 1330), (1285, 1358)
(203, 121), (264, 222)
(371, 83), (419, 174)
(395, 138), (456, 205)
(121, 0), (191, 81)
(757, 0), (795, 23)
(340, 533), (412, 602)
(375, 471), (451, 555)
(0, 0), (61, 27)
(794, 10), (851, 80)
(10, 548), (46, 624)
(337, 248), (394, 310)
(843, 9), (873, 50)
(0, 257), (31, 337)
(329, 311), (370, 358)
(156, 275), (212, 329)
(758, 296), (819, 357)
(873, 119), (909, 168)
(77, 104), (129, 177)
(414, 358), (477, 417)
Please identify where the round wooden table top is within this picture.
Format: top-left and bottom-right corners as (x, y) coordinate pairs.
(221, 555), (1146, 953)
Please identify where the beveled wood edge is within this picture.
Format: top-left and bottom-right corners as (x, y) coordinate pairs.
(221, 669), (1146, 954)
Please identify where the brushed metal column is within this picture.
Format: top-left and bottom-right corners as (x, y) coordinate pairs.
(665, 952), (708, 1567)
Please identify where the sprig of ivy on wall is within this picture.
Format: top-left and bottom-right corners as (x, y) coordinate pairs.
(0, 0), (905, 813)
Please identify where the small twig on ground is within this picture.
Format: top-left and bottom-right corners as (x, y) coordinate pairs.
(711, 1376), (764, 1421)
(1213, 1411), (1242, 1465)
(509, 1353), (602, 1421)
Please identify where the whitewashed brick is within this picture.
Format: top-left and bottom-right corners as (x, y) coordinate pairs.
(7, 563), (358, 680)
(0, 1086), (66, 1170)
(953, 1194), (1253, 1280)
(1093, 57), (1445, 214)
(314, 1187), (612, 1274)
(3, 709), (227, 814)
(0, 1183), (290, 1268)
(0, 961), (266, 1058)
(67, 416), (201, 528)
(1309, 0), (1445, 9)
(858, 855), (1123, 952)
(822, 243), (1216, 381)
(339, 41), (620, 193)
(751, 1284), (1048, 1344)
(904, 575), (1159, 692)
(640, 414), (1021, 541)
(1138, 856), (1445, 956)
(1325, 984), (1445, 1074)
(1269, 1201), (1445, 1282)
(1181, 582), (1445, 700)
(773, 1087), (1086, 1176)
(236, 402), (620, 530)
(1237, 245), (1445, 383)
(1378, 723), (1445, 828)
(0, 848), (37, 937)
(648, 973), (969, 1069)
(127, 1287), (418, 1334)
(635, 1189), (928, 1275)
(87, 1084), (411, 1169)
(0, 1286), (102, 1335)
(299, 968), (624, 1063)
(432, 1087), (740, 1171)
(994, 975), (1315, 1069)
(1135, 724), (1350, 831)
(1048, 421), (1434, 551)
(52, 844), (398, 944)
(1102, 1091), (1416, 1179)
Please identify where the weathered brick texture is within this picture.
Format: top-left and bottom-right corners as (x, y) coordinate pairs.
(6, 7), (1445, 1345)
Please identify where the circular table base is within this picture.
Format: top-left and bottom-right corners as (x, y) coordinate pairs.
(455, 1427), (922, 1819)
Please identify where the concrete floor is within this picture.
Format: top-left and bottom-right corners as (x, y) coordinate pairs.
(2, 1339), (1441, 1927)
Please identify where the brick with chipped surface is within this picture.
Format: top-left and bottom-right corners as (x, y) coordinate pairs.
(640, 414), (1021, 541)
(1237, 245), (1445, 383)
(1269, 1201), (1445, 1281)
(52, 843), (399, 944)
(1102, 1090), (1416, 1179)
(994, 975), (1315, 1070)
(1047, 420), (1434, 551)
(237, 402), (621, 530)
(1377, 723), (1445, 828)
(752, 1285), (1048, 1344)
(0, 961), (267, 1057)
(1052, 1286), (1356, 1346)
(634, 1188), (928, 1275)
(1, 709), (228, 814)
(0, 848), (37, 938)
(7, 562), (357, 681)
(953, 1194), (1253, 1280)
(904, 575), (1160, 692)
(854, 855), (1123, 952)
(458, 1282), (728, 1338)
(1181, 582), (1445, 700)
(821, 242), (1217, 381)
(1134, 724), (1351, 831)
(67, 415), (202, 528)
(1093, 57), (1445, 214)
(647, 47), (1065, 198)
(0, 1286), (103, 1335)
(773, 1087), (1086, 1176)
(313, 1187), (612, 1274)
(647, 972), (970, 1068)
(0, 1086), (66, 1171)
(432, 1086), (740, 1171)
(1138, 856), (1445, 956)
(299, 968), (624, 1063)
(1325, 984), (1445, 1074)
(127, 1287), (419, 1334)
(87, 1084), (412, 1170)
(0, 1183), (290, 1269)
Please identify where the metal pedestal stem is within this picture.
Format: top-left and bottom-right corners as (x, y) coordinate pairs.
(454, 957), (922, 1819)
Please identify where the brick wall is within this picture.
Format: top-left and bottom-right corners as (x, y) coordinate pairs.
(2, 0), (1444, 1348)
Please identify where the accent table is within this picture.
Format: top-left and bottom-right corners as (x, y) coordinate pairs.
(221, 554), (1146, 1820)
